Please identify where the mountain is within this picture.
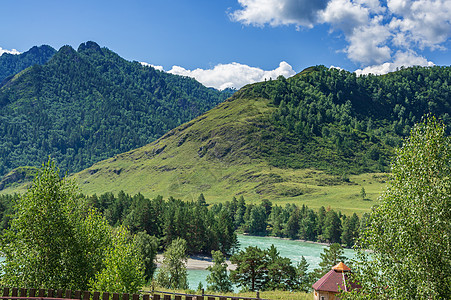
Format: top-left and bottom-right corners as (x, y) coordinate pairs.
(70, 65), (450, 214)
(0, 41), (230, 176)
(0, 45), (56, 83)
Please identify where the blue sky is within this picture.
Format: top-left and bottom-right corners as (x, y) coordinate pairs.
(1, 0), (450, 89)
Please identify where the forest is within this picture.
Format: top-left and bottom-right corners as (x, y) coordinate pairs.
(0, 190), (361, 256)
(236, 65), (451, 174)
(0, 42), (231, 177)
(0, 45), (56, 83)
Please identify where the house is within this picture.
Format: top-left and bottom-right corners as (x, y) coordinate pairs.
(312, 262), (360, 300)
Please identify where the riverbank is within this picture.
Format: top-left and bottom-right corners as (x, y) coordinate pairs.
(156, 254), (236, 271)
(156, 235), (335, 271)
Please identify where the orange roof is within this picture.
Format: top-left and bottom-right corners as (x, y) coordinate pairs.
(332, 262), (351, 272)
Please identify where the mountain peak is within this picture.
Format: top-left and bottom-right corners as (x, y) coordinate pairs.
(77, 41), (103, 55)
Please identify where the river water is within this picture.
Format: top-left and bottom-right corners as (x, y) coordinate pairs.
(184, 235), (354, 290)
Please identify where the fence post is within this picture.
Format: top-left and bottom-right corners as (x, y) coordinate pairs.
(20, 288), (27, 297)
(93, 291), (100, 300)
(11, 288), (18, 298)
(38, 289), (45, 297)
(256, 291), (260, 299)
(2, 288), (9, 297)
(83, 291), (90, 300)
(142, 294), (150, 300)
(175, 296), (182, 300)
(102, 292), (110, 300)
(153, 294), (160, 300)
(47, 289), (54, 298)
(132, 294), (139, 300)
(113, 293), (120, 300)
(65, 290), (72, 299)
(29, 289), (36, 298)
(163, 295), (171, 300)
(122, 293), (129, 300)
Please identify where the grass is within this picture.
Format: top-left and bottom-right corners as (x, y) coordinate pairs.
(1, 96), (389, 216)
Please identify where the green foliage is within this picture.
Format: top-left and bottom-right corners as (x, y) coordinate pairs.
(0, 160), (111, 289)
(206, 250), (233, 293)
(359, 187), (366, 200)
(0, 41), (230, 177)
(230, 246), (268, 292)
(134, 231), (159, 283)
(314, 243), (346, 279)
(230, 244), (312, 292)
(89, 226), (145, 293)
(156, 237), (189, 290)
(343, 117), (451, 299)
(242, 65), (451, 174)
(296, 256), (313, 292)
(264, 245), (298, 291)
(0, 45), (56, 82)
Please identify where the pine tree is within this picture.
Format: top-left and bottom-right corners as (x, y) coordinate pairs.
(206, 250), (233, 293)
(314, 243), (346, 279)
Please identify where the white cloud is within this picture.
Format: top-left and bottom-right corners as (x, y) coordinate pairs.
(140, 61), (164, 71)
(230, 0), (329, 28)
(0, 47), (20, 56)
(231, 0), (451, 70)
(168, 61), (296, 90)
(354, 50), (434, 75)
(319, 0), (369, 34)
(345, 16), (392, 64)
(388, 0), (451, 49)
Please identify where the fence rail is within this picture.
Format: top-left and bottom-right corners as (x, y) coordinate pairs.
(144, 289), (269, 300)
(1, 288), (270, 300)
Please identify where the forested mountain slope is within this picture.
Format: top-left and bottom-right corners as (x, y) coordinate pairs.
(70, 66), (450, 212)
(0, 41), (230, 176)
(0, 45), (56, 83)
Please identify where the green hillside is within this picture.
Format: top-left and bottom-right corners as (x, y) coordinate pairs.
(65, 65), (450, 214)
(2, 65), (450, 214)
(0, 41), (230, 176)
(0, 45), (56, 83)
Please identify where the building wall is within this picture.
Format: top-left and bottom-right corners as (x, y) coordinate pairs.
(313, 290), (337, 300)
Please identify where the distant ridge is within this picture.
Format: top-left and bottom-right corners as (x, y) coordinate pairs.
(0, 45), (56, 83)
(0, 41), (230, 176)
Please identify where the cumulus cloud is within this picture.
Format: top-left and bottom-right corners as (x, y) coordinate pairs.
(168, 61), (296, 90)
(354, 50), (434, 75)
(230, 0), (329, 28)
(140, 61), (164, 71)
(230, 0), (451, 74)
(0, 47), (20, 56)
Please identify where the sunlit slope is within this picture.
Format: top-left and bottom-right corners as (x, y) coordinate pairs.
(68, 65), (450, 214)
(72, 92), (386, 215)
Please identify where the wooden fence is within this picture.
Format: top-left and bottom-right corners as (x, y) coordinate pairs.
(146, 289), (268, 300)
(0, 288), (269, 300)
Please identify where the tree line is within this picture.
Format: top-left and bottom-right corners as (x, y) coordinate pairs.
(0, 189), (362, 259)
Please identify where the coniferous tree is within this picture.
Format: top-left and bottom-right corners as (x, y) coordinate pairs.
(296, 256), (312, 292)
(314, 243), (346, 279)
(206, 250), (233, 293)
